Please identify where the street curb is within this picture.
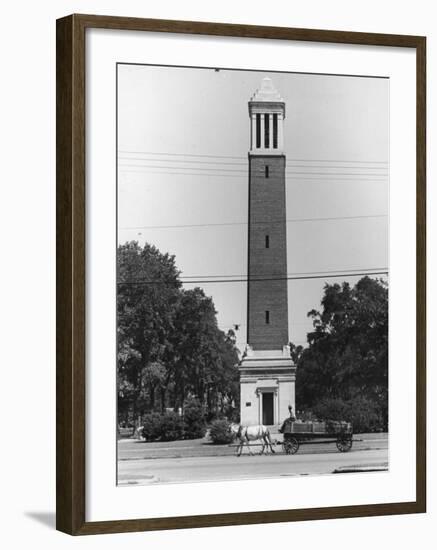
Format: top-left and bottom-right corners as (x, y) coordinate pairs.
(118, 474), (158, 486)
(333, 465), (388, 474)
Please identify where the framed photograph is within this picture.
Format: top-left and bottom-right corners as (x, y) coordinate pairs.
(56, 14), (426, 535)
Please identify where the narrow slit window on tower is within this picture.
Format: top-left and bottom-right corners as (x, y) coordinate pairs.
(265, 235), (270, 248)
(265, 310), (270, 324)
(256, 113), (261, 148)
(265, 165), (269, 178)
(264, 113), (270, 149)
(273, 114), (278, 148)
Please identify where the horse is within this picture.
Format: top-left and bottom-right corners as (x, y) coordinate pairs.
(230, 423), (276, 456)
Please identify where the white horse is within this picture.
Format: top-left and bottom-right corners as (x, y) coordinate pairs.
(230, 423), (276, 456)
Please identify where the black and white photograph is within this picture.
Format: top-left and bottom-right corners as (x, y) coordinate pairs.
(1, 0), (432, 544)
(116, 64), (389, 486)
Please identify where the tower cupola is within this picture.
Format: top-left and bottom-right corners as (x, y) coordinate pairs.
(248, 77), (286, 155)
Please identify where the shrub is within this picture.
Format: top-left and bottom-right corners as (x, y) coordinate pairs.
(141, 399), (210, 442)
(209, 419), (235, 444)
(346, 396), (381, 433)
(312, 396), (383, 433)
(141, 412), (163, 441)
(141, 411), (184, 441)
(183, 397), (206, 439)
(312, 399), (348, 423)
(159, 411), (185, 441)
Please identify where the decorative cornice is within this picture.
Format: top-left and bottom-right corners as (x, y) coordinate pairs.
(249, 101), (285, 117)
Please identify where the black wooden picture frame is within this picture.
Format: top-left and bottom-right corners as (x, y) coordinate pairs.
(56, 13), (426, 535)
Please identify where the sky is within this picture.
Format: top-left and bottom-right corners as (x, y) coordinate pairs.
(117, 64), (389, 352)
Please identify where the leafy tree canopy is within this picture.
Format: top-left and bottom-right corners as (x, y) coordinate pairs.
(117, 241), (240, 425)
(293, 277), (388, 429)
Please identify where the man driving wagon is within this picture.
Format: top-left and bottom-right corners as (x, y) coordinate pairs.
(279, 405), (296, 434)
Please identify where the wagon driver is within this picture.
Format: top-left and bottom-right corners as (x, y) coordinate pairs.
(279, 405), (296, 433)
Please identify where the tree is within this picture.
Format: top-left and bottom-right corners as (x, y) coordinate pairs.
(168, 287), (239, 413)
(182, 396), (206, 439)
(294, 277), (388, 430)
(117, 241), (240, 426)
(117, 241), (181, 421)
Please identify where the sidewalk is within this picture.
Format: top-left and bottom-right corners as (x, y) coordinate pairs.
(118, 436), (240, 461)
(118, 432), (388, 461)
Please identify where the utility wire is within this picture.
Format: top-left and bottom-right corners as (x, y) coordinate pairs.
(120, 164), (248, 173)
(118, 164), (388, 177)
(119, 170), (387, 181)
(119, 157), (247, 166)
(178, 267), (387, 280)
(117, 270), (388, 286)
(119, 213), (387, 231)
(118, 158), (388, 171)
(118, 151), (245, 160)
(118, 150), (389, 164)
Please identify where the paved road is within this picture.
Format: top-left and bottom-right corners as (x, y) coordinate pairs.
(118, 435), (388, 485)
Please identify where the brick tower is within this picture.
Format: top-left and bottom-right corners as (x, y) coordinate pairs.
(239, 78), (296, 427)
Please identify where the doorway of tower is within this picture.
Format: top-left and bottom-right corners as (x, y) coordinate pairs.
(262, 392), (274, 425)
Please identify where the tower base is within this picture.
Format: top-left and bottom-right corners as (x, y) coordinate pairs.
(238, 345), (296, 427)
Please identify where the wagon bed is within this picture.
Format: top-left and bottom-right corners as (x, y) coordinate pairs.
(280, 419), (353, 454)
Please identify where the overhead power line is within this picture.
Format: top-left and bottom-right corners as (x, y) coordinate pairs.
(118, 158), (388, 171)
(120, 170), (247, 178)
(118, 161), (388, 174)
(120, 166), (389, 179)
(119, 157), (246, 166)
(119, 213), (387, 231)
(118, 150), (389, 164)
(120, 164), (249, 173)
(119, 161), (389, 173)
(178, 267), (388, 280)
(118, 150), (244, 160)
(119, 169), (387, 182)
(117, 269), (388, 286)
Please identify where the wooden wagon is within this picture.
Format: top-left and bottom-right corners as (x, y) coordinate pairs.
(280, 419), (353, 454)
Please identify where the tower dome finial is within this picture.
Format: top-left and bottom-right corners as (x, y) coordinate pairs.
(250, 77), (283, 102)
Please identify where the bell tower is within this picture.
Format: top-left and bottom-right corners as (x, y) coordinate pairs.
(239, 78), (296, 427)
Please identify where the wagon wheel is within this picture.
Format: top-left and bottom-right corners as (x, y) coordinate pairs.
(336, 436), (353, 452)
(283, 437), (299, 455)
